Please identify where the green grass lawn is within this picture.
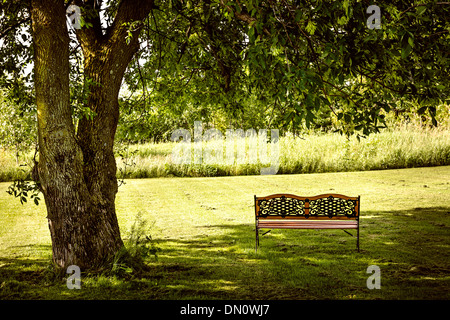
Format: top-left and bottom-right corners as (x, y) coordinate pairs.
(0, 166), (449, 300)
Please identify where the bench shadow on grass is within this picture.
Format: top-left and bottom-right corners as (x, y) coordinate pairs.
(1, 207), (448, 300)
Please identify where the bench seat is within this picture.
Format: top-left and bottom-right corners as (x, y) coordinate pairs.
(254, 193), (360, 252)
(257, 220), (358, 229)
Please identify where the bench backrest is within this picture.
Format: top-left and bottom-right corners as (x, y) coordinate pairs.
(255, 194), (360, 220)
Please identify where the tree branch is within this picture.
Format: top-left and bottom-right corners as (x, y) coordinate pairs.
(399, 2), (450, 17)
(218, 0), (270, 35)
(105, 0), (155, 43)
(219, 0), (256, 24)
(0, 17), (31, 40)
(73, 0), (105, 50)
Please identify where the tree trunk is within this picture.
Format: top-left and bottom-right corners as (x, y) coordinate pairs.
(31, 0), (154, 271)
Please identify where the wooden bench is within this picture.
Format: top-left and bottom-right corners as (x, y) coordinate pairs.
(254, 193), (360, 252)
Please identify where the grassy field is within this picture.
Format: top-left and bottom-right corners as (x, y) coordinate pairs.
(1, 125), (449, 182)
(0, 166), (449, 300)
(119, 125), (450, 178)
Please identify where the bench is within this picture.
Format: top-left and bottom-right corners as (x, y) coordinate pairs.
(254, 193), (360, 252)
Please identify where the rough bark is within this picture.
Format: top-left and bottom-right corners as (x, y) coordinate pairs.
(31, 0), (154, 271)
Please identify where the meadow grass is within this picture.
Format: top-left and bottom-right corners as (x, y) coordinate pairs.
(0, 166), (449, 300)
(116, 125), (450, 179)
(1, 125), (449, 182)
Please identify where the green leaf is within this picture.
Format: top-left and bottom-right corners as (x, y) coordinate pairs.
(344, 113), (351, 123)
(401, 44), (412, 59)
(305, 20), (317, 35)
(416, 6), (427, 16)
(418, 106), (427, 114)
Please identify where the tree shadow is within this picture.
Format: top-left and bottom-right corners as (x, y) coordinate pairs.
(1, 206), (449, 299)
(138, 206), (450, 299)
(0, 244), (58, 299)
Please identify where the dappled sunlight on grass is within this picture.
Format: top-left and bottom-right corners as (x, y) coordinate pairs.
(0, 166), (449, 299)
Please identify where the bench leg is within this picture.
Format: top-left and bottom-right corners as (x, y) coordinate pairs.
(357, 224), (360, 252)
(255, 228), (259, 253)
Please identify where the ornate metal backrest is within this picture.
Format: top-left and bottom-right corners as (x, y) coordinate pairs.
(255, 194), (359, 219)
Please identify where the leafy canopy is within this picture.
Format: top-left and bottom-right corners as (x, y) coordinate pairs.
(0, 0), (449, 140)
(120, 0), (449, 139)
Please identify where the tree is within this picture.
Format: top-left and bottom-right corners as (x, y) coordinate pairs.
(0, 0), (448, 271)
(29, 0), (156, 270)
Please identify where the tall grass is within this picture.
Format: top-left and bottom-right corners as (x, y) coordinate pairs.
(115, 125), (450, 179)
(0, 125), (449, 182)
(0, 149), (31, 182)
(279, 125), (450, 174)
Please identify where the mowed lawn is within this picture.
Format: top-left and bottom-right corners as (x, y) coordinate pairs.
(0, 166), (449, 300)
